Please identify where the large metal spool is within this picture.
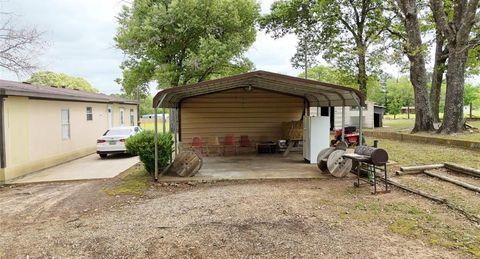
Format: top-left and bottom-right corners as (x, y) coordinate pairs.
(167, 150), (203, 177)
(317, 146), (352, 177)
(326, 150), (352, 177)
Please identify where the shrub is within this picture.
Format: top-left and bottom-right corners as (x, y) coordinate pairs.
(126, 131), (173, 174)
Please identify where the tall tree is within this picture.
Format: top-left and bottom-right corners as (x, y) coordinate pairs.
(464, 83), (480, 119)
(390, 0), (435, 132)
(28, 71), (99, 93)
(298, 65), (357, 86)
(385, 76), (415, 118)
(258, 0), (321, 77)
(260, 0), (389, 97)
(115, 0), (259, 95)
(386, 76), (415, 116)
(429, 20), (448, 123)
(430, 0), (480, 133)
(0, 13), (46, 75)
(298, 64), (384, 103)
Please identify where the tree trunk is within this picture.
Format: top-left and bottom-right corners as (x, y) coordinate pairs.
(430, 0), (479, 133)
(357, 47), (368, 97)
(439, 48), (468, 133)
(409, 54), (434, 132)
(397, 0), (435, 132)
(430, 31), (447, 123)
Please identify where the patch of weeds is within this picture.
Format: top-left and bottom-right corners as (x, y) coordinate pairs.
(428, 228), (480, 257)
(390, 218), (422, 238)
(103, 165), (151, 196)
(337, 195), (480, 257)
(386, 203), (480, 257)
(344, 186), (363, 195)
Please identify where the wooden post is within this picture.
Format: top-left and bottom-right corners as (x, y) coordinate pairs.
(444, 163), (480, 177)
(470, 103), (473, 119)
(424, 170), (480, 193)
(397, 164), (445, 175)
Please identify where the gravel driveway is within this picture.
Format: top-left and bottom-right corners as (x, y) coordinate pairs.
(0, 177), (473, 258)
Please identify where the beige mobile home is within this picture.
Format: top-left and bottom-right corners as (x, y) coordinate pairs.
(0, 80), (138, 183)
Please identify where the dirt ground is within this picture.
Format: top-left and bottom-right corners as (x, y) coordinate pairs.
(0, 171), (478, 258)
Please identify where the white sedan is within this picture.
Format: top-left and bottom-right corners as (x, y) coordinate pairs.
(96, 126), (142, 158)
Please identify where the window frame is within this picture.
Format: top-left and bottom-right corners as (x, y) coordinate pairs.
(130, 109), (135, 126)
(120, 108), (125, 126)
(61, 109), (70, 140)
(86, 107), (93, 121)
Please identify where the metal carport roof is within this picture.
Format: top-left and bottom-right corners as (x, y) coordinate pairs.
(153, 70), (364, 108)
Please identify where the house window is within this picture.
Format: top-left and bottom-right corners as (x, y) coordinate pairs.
(120, 108), (125, 126)
(86, 107), (93, 121)
(130, 109), (135, 126)
(61, 109), (70, 140)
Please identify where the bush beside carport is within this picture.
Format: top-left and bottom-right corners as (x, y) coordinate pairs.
(126, 131), (173, 174)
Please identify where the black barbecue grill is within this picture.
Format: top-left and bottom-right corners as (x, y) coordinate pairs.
(343, 146), (390, 194)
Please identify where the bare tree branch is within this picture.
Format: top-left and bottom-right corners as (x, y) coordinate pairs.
(0, 14), (47, 76)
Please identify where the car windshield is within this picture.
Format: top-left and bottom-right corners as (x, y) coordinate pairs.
(104, 128), (132, 136)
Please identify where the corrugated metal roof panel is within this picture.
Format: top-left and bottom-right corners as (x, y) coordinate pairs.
(153, 70), (364, 108)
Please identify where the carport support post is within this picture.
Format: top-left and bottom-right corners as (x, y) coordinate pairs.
(351, 93), (363, 146)
(341, 105), (345, 142)
(162, 108), (166, 133)
(154, 107), (159, 181)
(359, 105), (363, 146)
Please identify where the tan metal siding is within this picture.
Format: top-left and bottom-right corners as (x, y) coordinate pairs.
(180, 88), (304, 146)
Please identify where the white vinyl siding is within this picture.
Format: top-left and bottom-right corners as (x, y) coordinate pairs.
(61, 109), (70, 140)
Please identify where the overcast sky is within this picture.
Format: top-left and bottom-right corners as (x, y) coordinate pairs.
(0, 0), (304, 95)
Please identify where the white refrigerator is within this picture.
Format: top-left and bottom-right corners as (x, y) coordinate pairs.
(303, 116), (330, 164)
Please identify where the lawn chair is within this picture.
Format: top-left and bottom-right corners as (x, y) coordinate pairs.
(190, 136), (204, 155)
(223, 134), (237, 156)
(238, 135), (254, 154)
(206, 136), (222, 156)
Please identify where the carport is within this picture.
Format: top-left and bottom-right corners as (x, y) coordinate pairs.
(152, 70), (364, 180)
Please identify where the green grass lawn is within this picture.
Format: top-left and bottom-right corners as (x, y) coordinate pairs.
(374, 118), (480, 142)
(381, 119), (415, 131)
(140, 121), (170, 131)
(374, 137), (480, 168)
(384, 110), (480, 120)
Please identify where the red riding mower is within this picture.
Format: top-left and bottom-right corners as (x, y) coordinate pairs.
(331, 126), (365, 148)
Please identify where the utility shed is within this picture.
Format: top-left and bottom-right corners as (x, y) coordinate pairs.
(374, 105), (385, 128)
(153, 71), (365, 162)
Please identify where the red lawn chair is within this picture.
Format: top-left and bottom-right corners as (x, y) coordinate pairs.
(223, 134), (237, 155)
(191, 136), (204, 155)
(239, 135), (253, 153)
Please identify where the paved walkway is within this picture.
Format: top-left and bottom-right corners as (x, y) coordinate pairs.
(9, 154), (139, 184)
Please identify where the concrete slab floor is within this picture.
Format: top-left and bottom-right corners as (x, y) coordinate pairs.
(8, 153), (140, 184)
(160, 153), (328, 181)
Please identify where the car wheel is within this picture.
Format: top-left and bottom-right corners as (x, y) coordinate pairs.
(99, 154), (108, 159)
